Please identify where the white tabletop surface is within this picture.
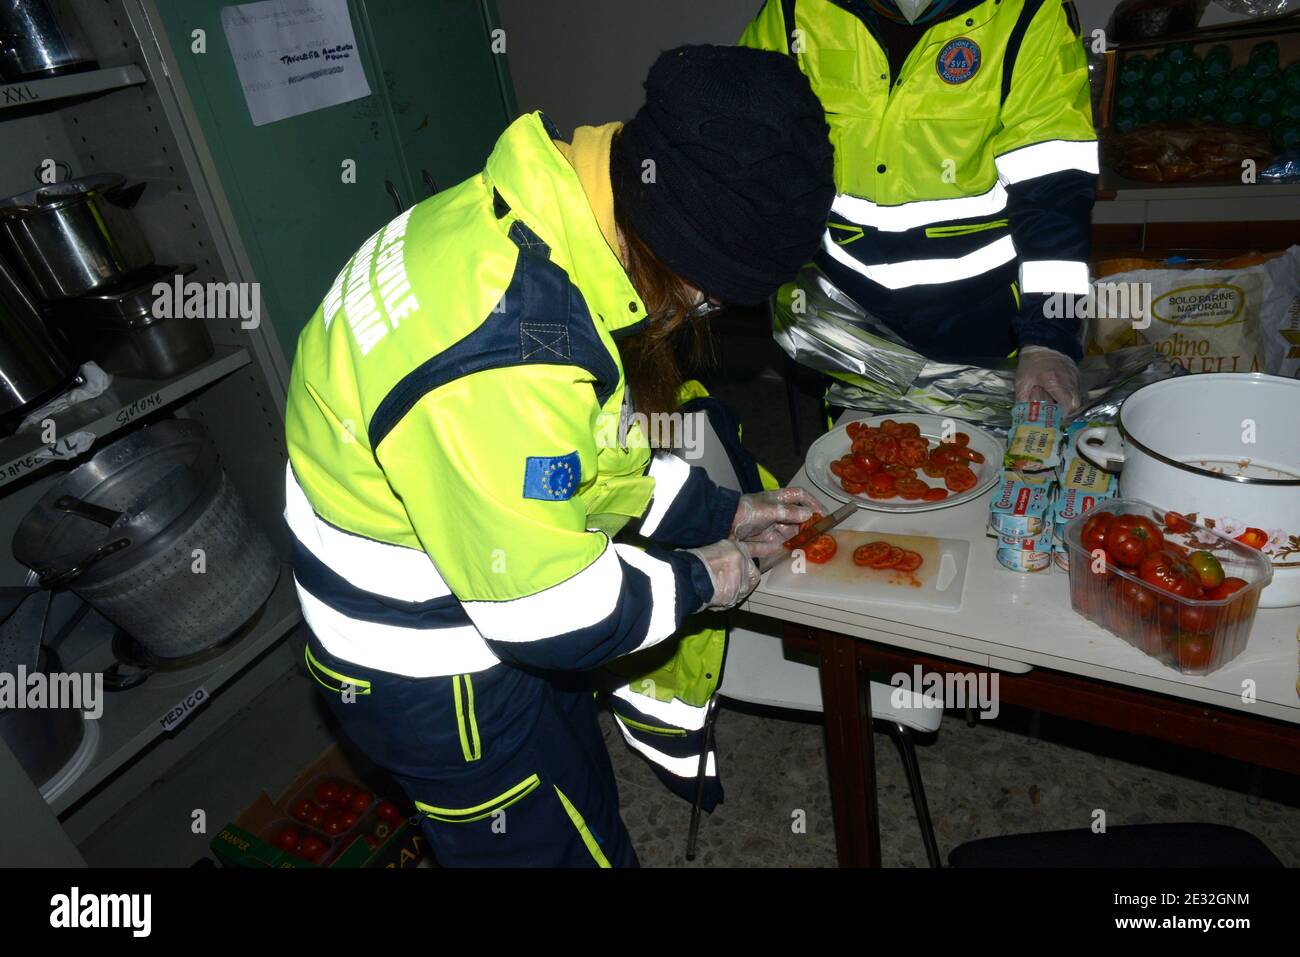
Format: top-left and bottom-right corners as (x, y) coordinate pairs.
(744, 464), (1300, 725)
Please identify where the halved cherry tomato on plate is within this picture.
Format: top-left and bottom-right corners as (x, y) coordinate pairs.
(895, 478), (928, 500)
(872, 436), (899, 465)
(921, 487), (949, 502)
(898, 437), (930, 467)
(867, 472), (896, 498)
(943, 465), (978, 493)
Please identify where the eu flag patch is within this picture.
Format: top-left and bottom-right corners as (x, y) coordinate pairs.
(523, 451), (580, 501)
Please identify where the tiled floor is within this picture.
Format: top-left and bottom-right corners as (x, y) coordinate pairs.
(81, 327), (1300, 867)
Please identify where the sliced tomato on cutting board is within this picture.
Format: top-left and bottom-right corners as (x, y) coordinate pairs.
(763, 530), (969, 612)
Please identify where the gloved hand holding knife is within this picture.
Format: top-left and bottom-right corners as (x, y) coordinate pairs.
(686, 486), (829, 610)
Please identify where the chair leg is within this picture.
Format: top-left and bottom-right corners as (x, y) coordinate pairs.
(886, 722), (942, 868)
(685, 697), (720, 862)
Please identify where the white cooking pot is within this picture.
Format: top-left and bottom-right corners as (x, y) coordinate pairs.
(1074, 373), (1300, 608)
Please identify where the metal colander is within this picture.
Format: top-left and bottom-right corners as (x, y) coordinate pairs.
(12, 420), (279, 659)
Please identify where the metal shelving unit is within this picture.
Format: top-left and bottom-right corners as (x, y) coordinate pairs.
(0, 345), (250, 491)
(0, 0), (304, 864)
(51, 571), (300, 817)
(0, 64), (146, 114)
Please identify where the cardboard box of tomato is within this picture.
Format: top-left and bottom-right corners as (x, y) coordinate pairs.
(210, 745), (430, 868)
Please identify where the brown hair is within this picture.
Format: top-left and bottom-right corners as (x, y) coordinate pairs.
(613, 192), (714, 433)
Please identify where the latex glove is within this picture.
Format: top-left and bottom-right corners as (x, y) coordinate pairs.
(1015, 345), (1083, 417)
(730, 487), (824, 543)
(685, 539), (761, 611)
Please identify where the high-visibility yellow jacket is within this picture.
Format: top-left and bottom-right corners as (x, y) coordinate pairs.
(284, 111), (739, 679)
(741, 0), (1098, 359)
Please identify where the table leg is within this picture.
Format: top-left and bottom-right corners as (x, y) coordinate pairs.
(814, 628), (881, 867)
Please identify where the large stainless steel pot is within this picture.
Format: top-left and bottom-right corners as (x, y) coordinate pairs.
(12, 420), (280, 659)
(0, 255), (77, 429)
(0, 174), (153, 301)
(0, 0), (97, 81)
(1075, 373), (1300, 608)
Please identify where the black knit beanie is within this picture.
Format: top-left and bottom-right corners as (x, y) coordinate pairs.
(611, 45), (835, 306)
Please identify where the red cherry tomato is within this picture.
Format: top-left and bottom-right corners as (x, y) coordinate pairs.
(879, 419), (901, 435)
(1115, 579), (1157, 621)
(1080, 511), (1114, 553)
(1138, 549), (1200, 595)
(349, 792), (372, 815)
(337, 784), (358, 806)
(376, 800), (403, 826)
(1163, 511), (1193, 534)
(1175, 634), (1214, 671)
(314, 781), (340, 806)
(845, 421), (862, 439)
(921, 486), (949, 502)
(897, 422), (922, 439)
(339, 811), (359, 829)
(272, 825), (301, 852)
(1107, 515), (1164, 568)
(300, 836), (327, 864)
(323, 816), (346, 836)
(290, 799), (315, 823)
(307, 809), (326, 829)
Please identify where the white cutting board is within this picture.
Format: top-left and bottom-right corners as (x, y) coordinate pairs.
(760, 530), (969, 612)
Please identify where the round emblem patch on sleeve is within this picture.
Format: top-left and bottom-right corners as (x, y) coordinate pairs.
(936, 38), (981, 84)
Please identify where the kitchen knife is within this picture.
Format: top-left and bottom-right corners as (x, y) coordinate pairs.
(757, 501), (858, 573)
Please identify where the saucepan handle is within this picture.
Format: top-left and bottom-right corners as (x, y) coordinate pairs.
(1074, 426), (1125, 473)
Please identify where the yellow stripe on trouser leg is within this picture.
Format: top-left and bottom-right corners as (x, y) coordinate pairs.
(452, 675), (482, 762)
(553, 785), (611, 868)
(304, 645), (371, 695)
(414, 773), (540, 823)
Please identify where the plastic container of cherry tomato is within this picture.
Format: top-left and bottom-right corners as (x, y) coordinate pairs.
(1063, 498), (1272, 675)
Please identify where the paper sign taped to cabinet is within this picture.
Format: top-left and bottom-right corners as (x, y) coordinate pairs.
(221, 0), (371, 127)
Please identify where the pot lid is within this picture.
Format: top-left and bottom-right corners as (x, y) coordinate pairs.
(0, 174), (125, 215)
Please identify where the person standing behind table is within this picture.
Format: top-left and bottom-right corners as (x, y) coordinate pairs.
(283, 45), (835, 867)
(741, 0), (1098, 412)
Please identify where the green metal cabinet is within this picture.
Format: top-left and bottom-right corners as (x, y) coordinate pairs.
(353, 0), (515, 206)
(151, 0), (514, 363)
